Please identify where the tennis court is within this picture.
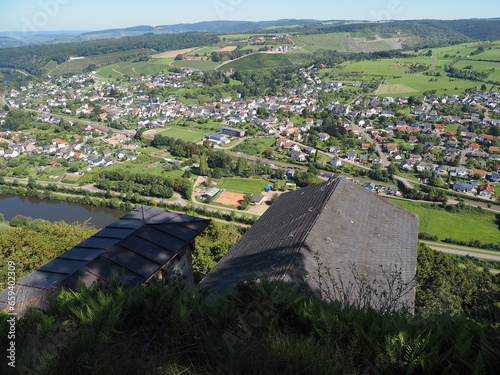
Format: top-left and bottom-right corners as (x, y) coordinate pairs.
(214, 191), (246, 207)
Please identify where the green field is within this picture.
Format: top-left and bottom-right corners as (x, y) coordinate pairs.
(43, 49), (155, 76)
(388, 199), (500, 244)
(38, 166), (66, 182)
(95, 155), (184, 177)
(381, 75), (481, 97)
(97, 58), (173, 79)
(215, 177), (269, 194)
(170, 59), (221, 70)
(454, 59), (500, 83)
(155, 126), (207, 142)
(292, 32), (405, 53)
(217, 53), (312, 72)
(232, 138), (275, 156)
(471, 48), (500, 61)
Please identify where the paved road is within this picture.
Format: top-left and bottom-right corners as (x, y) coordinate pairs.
(422, 240), (500, 263)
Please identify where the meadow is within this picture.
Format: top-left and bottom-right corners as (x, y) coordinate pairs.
(291, 32), (406, 53)
(170, 59), (221, 70)
(232, 138), (275, 156)
(97, 58), (173, 79)
(43, 49), (155, 76)
(217, 52), (312, 72)
(215, 177), (270, 194)
(388, 198), (500, 244)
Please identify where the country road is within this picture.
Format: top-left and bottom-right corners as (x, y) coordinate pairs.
(422, 240), (500, 263)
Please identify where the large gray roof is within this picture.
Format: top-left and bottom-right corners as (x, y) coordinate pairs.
(199, 176), (419, 310)
(0, 206), (210, 311)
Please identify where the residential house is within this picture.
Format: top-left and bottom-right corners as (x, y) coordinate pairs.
(318, 133), (330, 141)
(290, 151), (307, 162)
(479, 184), (495, 197)
(330, 157), (342, 167)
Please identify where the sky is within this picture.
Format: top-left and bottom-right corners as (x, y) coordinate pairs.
(0, 0), (499, 32)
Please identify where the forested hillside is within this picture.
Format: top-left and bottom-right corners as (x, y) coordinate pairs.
(0, 33), (219, 75)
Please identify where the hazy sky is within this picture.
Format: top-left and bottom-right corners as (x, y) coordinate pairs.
(1, 0), (499, 32)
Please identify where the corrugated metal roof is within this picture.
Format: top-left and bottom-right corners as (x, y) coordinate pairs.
(0, 206), (210, 311)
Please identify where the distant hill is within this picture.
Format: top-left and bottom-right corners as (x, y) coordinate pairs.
(309, 19), (500, 49)
(77, 19), (321, 40)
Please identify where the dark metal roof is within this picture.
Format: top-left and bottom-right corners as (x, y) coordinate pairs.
(0, 206), (210, 311)
(199, 176), (419, 309)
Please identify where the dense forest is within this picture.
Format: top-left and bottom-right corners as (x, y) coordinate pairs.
(0, 32), (219, 75)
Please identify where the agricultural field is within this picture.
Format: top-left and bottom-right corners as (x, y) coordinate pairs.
(292, 32), (406, 54)
(232, 138), (275, 156)
(170, 59), (221, 70)
(217, 52), (312, 72)
(152, 48), (196, 58)
(155, 126), (207, 142)
(470, 47), (500, 61)
(380, 75), (482, 97)
(97, 58), (173, 79)
(388, 199), (500, 244)
(43, 49), (155, 76)
(215, 177), (270, 194)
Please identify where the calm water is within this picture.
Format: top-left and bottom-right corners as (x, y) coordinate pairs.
(0, 194), (126, 228)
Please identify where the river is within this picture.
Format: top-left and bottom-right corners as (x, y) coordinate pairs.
(0, 194), (126, 228)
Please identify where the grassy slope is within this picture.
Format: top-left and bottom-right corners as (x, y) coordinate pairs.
(217, 53), (312, 72)
(232, 138), (275, 156)
(388, 198), (500, 244)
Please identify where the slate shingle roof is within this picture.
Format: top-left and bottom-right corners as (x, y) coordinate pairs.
(0, 206), (210, 312)
(199, 176), (419, 310)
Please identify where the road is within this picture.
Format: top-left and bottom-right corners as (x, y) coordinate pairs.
(422, 240), (500, 264)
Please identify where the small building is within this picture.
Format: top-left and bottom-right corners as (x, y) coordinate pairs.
(219, 126), (245, 137)
(250, 194), (266, 205)
(330, 157), (342, 167)
(0, 206), (210, 315)
(205, 133), (230, 145)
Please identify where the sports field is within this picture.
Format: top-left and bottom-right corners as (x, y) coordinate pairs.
(155, 126), (206, 142)
(214, 191), (246, 207)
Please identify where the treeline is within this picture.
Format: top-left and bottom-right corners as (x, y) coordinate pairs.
(0, 217), (96, 289)
(210, 48), (253, 62)
(446, 66), (490, 81)
(95, 169), (191, 199)
(0, 180), (258, 226)
(0, 33), (219, 75)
